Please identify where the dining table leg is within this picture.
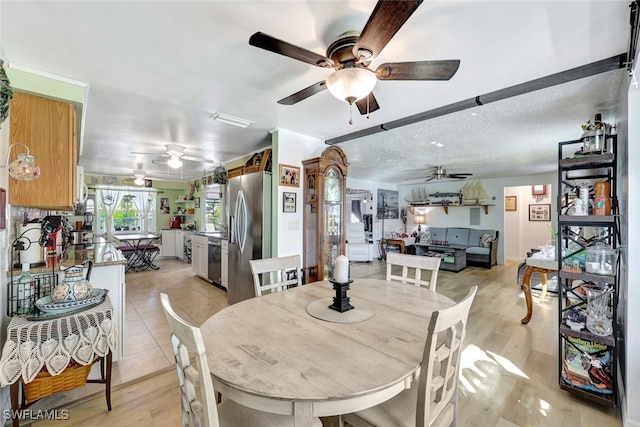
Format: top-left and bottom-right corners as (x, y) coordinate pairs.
(293, 401), (313, 427)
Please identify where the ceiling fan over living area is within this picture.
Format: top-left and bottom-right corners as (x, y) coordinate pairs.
(249, 0), (460, 122)
(406, 165), (473, 182)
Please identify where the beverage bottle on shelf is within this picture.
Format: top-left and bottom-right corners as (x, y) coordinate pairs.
(16, 262), (36, 314)
(593, 181), (612, 215)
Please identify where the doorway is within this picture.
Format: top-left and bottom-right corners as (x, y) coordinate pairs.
(504, 183), (556, 260)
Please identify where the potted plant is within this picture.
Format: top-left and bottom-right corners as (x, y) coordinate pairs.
(0, 59), (13, 128)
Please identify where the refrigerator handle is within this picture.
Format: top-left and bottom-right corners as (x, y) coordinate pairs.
(229, 215), (236, 244)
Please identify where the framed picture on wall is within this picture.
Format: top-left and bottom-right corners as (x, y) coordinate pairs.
(160, 197), (170, 214)
(283, 192), (296, 212)
(377, 189), (399, 219)
(532, 184), (547, 196)
(505, 195), (517, 211)
(279, 164), (300, 187)
(529, 204), (551, 221)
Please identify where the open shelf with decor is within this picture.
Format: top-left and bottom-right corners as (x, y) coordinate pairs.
(407, 188), (493, 214)
(556, 130), (619, 406)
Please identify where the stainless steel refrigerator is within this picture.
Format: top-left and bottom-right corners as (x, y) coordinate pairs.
(227, 171), (272, 304)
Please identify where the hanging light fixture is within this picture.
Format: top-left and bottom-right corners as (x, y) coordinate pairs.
(167, 154), (182, 169)
(2, 143), (41, 181)
(325, 66), (377, 105)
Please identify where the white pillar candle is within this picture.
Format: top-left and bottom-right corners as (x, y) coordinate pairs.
(335, 255), (349, 283)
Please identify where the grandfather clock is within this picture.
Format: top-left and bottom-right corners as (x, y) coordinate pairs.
(302, 146), (349, 282)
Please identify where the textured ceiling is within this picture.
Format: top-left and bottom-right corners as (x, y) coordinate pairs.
(0, 1), (631, 183)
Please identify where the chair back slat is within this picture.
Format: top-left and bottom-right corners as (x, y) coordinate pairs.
(250, 255), (302, 297)
(161, 293), (220, 427)
(416, 286), (477, 427)
(386, 252), (441, 291)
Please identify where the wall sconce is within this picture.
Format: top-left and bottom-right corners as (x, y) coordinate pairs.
(2, 143), (41, 181)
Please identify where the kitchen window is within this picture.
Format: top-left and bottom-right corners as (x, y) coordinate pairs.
(205, 184), (225, 232)
(95, 187), (157, 236)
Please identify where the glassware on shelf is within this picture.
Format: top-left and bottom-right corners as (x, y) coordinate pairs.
(585, 285), (613, 336)
(585, 245), (616, 275)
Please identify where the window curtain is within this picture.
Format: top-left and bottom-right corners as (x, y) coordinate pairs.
(96, 188), (122, 240)
(130, 192), (146, 233)
(142, 191), (156, 233)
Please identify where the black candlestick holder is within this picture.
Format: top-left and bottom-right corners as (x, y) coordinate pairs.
(328, 279), (354, 313)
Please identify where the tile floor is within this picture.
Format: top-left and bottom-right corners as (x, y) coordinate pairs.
(118, 257), (228, 384)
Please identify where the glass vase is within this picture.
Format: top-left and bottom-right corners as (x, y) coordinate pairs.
(585, 285), (613, 336)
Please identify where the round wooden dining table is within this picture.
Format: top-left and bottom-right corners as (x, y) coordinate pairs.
(200, 278), (454, 426)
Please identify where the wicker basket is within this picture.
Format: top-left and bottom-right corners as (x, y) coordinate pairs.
(23, 362), (92, 402)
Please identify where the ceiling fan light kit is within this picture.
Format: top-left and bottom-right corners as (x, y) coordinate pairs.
(326, 67), (377, 104)
(167, 155), (183, 169)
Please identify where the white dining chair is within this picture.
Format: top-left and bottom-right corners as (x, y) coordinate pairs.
(160, 293), (321, 427)
(342, 286), (477, 427)
(249, 255), (302, 297)
(386, 252), (441, 291)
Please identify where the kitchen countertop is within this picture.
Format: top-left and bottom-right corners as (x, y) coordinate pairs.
(10, 238), (127, 275)
(193, 232), (227, 240)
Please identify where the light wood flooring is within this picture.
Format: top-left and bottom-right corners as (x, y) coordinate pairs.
(25, 258), (621, 426)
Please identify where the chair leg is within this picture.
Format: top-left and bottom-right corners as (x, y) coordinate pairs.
(452, 387), (458, 427)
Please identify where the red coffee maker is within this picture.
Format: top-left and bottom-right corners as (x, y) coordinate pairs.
(170, 216), (181, 229)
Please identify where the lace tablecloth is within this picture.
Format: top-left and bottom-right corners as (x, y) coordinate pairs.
(0, 297), (117, 386)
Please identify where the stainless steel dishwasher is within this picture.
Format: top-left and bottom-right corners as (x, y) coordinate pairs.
(207, 238), (222, 286)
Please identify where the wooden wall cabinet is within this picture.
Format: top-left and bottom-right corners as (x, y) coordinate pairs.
(227, 148), (272, 179)
(302, 146), (348, 282)
(9, 92), (78, 210)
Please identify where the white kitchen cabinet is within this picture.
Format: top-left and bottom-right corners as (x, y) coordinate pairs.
(191, 235), (209, 280)
(160, 230), (177, 257)
(175, 230), (185, 260)
(221, 240), (228, 289)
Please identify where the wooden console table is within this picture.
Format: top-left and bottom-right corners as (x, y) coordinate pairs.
(520, 252), (557, 324)
(378, 238), (410, 260)
(413, 242), (469, 272)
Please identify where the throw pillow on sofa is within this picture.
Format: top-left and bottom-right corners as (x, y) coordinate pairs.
(480, 233), (493, 248)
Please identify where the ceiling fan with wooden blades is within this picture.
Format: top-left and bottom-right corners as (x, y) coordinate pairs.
(132, 144), (214, 169)
(405, 165), (473, 182)
(249, 0), (460, 121)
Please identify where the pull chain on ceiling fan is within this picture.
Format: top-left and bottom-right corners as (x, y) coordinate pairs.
(249, 0), (460, 124)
